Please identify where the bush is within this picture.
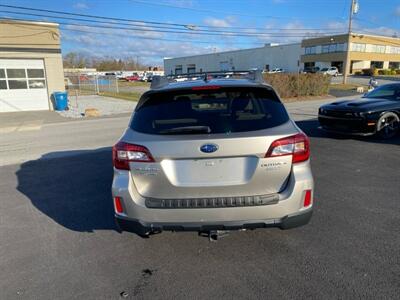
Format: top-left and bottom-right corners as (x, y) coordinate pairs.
(381, 69), (392, 75)
(263, 73), (330, 98)
(362, 67), (379, 76)
(396, 69), (400, 75)
(391, 70), (397, 75)
(354, 71), (362, 75)
(362, 68), (373, 76)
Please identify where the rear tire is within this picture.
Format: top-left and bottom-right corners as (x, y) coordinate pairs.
(376, 112), (399, 139)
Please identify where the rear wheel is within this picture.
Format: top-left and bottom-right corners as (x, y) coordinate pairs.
(376, 112), (400, 139)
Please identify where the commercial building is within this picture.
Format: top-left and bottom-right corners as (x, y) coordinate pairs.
(301, 33), (400, 74)
(164, 33), (400, 76)
(164, 43), (302, 75)
(0, 19), (65, 112)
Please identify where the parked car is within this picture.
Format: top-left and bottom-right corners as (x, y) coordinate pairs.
(268, 68), (284, 74)
(319, 67), (339, 76)
(318, 83), (400, 139)
(140, 72), (154, 82)
(303, 66), (320, 74)
(125, 74), (140, 81)
(112, 71), (314, 239)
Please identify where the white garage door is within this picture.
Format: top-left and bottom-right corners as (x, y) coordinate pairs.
(0, 59), (49, 112)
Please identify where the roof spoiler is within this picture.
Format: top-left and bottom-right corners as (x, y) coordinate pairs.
(150, 70), (264, 90)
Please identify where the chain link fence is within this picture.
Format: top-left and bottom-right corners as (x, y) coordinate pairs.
(65, 73), (119, 96)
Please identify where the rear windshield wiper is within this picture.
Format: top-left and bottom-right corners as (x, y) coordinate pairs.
(159, 126), (211, 134)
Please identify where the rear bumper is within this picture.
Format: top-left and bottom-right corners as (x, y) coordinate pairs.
(112, 160), (314, 235)
(318, 115), (376, 136)
(115, 209), (313, 235)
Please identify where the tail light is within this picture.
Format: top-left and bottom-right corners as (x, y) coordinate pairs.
(112, 141), (154, 170)
(114, 196), (124, 214)
(303, 190), (312, 207)
(266, 133), (310, 163)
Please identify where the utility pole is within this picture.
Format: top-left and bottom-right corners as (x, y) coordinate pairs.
(343, 0), (356, 84)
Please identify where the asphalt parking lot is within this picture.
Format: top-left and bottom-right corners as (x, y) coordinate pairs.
(1, 113), (399, 299)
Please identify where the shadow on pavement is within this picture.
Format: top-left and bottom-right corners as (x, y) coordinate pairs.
(16, 148), (117, 232)
(296, 118), (400, 146)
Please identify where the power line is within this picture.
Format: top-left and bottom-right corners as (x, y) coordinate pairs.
(0, 4), (345, 31)
(0, 9), (342, 35)
(59, 27), (263, 45)
(0, 16), (342, 38)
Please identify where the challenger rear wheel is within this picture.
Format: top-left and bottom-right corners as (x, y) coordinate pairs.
(376, 112), (400, 139)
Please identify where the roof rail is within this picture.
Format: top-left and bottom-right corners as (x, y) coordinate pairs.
(150, 69), (264, 89)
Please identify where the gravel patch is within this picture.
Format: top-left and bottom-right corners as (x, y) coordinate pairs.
(56, 95), (136, 118)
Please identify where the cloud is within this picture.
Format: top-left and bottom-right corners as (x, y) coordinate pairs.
(203, 16), (236, 28)
(73, 2), (89, 10)
(60, 26), (236, 65)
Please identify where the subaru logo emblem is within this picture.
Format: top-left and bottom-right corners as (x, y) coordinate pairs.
(200, 143), (218, 153)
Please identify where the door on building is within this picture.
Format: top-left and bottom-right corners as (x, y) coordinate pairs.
(0, 59), (49, 112)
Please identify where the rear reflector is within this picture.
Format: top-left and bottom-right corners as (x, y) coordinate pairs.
(191, 85), (221, 90)
(303, 190), (312, 207)
(112, 141), (154, 170)
(266, 133), (310, 163)
(114, 197), (124, 213)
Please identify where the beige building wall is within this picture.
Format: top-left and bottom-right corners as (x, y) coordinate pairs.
(0, 19), (64, 110)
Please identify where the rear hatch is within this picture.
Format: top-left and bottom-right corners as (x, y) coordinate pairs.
(121, 85), (300, 199)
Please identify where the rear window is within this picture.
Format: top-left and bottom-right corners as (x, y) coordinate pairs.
(130, 87), (289, 134)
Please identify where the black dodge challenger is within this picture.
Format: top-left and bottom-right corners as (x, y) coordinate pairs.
(318, 83), (400, 139)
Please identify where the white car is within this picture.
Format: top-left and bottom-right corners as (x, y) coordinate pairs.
(320, 67), (339, 76)
(268, 68), (284, 74)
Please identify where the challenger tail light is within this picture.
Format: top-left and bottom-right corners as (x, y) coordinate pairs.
(266, 133), (310, 163)
(112, 141), (154, 170)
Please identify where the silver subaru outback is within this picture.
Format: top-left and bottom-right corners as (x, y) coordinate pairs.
(112, 71), (314, 238)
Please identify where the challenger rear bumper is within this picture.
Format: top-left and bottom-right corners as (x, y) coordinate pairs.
(318, 115), (376, 136)
(115, 209), (313, 235)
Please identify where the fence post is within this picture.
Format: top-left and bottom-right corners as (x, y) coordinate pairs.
(115, 75), (119, 93)
(78, 73), (81, 93)
(96, 74), (99, 94)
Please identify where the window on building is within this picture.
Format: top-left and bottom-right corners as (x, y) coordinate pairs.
(369, 44), (386, 53)
(7, 69), (26, 78)
(351, 43), (366, 52)
(321, 45), (330, 53)
(6, 68), (28, 89)
(389, 46), (400, 54)
(336, 43), (345, 52)
(305, 46), (316, 55)
(0, 80), (7, 90)
(389, 62), (400, 69)
(328, 44), (337, 53)
(27, 69), (46, 89)
(376, 45), (386, 53)
(371, 61), (384, 69)
(0, 68), (7, 90)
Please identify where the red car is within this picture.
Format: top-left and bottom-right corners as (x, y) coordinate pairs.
(125, 74), (140, 81)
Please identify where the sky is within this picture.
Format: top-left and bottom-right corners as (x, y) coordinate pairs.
(2, 0), (400, 66)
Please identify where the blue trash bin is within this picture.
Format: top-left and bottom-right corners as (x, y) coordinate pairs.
(53, 92), (68, 111)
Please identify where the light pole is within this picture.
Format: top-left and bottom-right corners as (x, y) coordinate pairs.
(343, 0), (357, 84)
